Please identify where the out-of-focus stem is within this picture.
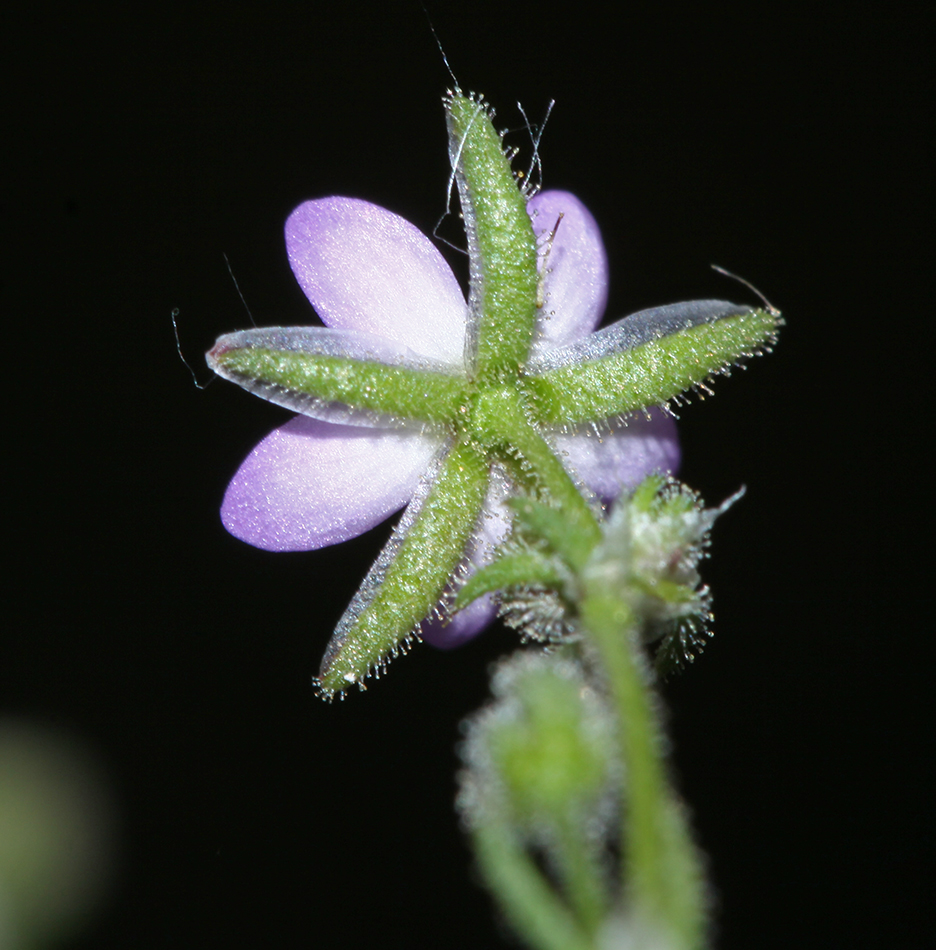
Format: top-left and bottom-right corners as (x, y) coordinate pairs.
(473, 822), (596, 950)
(553, 815), (610, 938)
(579, 583), (707, 949)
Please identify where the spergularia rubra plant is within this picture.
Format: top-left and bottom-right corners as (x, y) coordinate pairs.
(205, 88), (781, 950)
(207, 91), (778, 698)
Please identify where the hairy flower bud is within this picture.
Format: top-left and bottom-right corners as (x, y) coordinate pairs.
(458, 651), (619, 843)
(587, 475), (744, 672)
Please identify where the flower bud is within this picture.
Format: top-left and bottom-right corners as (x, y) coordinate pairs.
(458, 651), (618, 844)
(587, 475), (744, 672)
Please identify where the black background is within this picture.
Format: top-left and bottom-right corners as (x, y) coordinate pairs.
(6, 3), (931, 948)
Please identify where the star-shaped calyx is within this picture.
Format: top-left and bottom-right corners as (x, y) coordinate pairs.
(208, 91), (780, 698)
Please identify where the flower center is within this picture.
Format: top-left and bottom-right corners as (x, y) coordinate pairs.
(466, 384), (529, 452)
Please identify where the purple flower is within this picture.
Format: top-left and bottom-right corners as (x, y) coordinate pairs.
(216, 190), (679, 646)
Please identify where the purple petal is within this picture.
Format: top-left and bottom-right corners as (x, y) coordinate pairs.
(422, 594), (498, 650)
(554, 409), (680, 502)
(221, 416), (438, 551)
(527, 191), (609, 354)
(285, 197), (468, 365)
(420, 594), (497, 650)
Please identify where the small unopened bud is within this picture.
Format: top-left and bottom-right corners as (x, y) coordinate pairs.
(458, 651), (619, 844)
(588, 475), (743, 673)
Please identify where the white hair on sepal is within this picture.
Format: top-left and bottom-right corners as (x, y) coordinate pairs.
(313, 441), (460, 701)
(359, 622), (423, 690)
(435, 91), (486, 253)
(499, 585), (576, 644)
(526, 202), (563, 341)
(424, 10), (460, 90)
(534, 219), (563, 315)
(535, 430), (601, 511)
(172, 308), (215, 390)
(711, 264), (780, 316)
(435, 463), (515, 624)
(516, 98), (554, 198)
(590, 419), (609, 440)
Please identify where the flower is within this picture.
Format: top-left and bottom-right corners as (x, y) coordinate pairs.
(207, 91), (779, 696)
(214, 190), (679, 640)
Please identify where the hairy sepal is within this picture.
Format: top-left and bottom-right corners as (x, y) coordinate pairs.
(316, 439), (489, 698)
(208, 326), (468, 427)
(445, 92), (539, 383)
(526, 301), (781, 424)
(454, 552), (568, 612)
(510, 496), (599, 575)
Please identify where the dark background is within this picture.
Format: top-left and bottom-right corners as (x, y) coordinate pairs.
(6, 3), (931, 947)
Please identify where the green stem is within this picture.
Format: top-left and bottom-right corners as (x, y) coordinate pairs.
(553, 815), (611, 939)
(473, 823), (596, 950)
(579, 583), (707, 948)
(471, 383), (708, 943)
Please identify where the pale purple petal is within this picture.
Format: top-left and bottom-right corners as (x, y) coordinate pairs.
(422, 594), (498, 650)
(221, 416), (439, 551)
(554, 409), (680, 502)
(527, 190), (609, 354)
(285, 197), (468, 365)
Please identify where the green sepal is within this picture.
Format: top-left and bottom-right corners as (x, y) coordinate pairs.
(631, 576), (698, 606)
(454, 552), (568, 612)
(445, 92), (539, 383)
(510, 496), (599, 575)
(209, 337), (468, 426)
(629, 473), (668, 512)
(315, 438), (489, 698)
(527, 304), (780, 424)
